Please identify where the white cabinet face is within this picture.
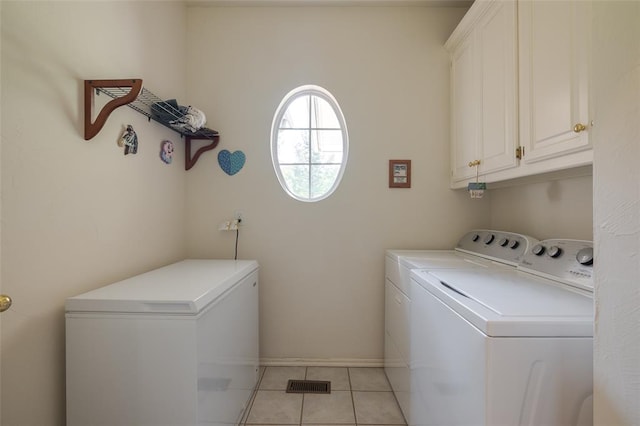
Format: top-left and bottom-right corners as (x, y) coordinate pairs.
(448, 0), (518, 184)
(478, 1), (518, 175)
(519, 0), (591, 163)
(447, 0), (593, 188)
(450, 35), (479, 182)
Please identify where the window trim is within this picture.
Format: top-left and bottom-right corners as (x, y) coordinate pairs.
(270, 85), (349, 202)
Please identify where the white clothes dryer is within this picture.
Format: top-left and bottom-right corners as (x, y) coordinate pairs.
(410, 239), (594, 426)
(384, 230), (538, 423)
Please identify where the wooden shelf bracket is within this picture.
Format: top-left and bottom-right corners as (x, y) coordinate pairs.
(185, 135), (220, 171)
(84, 79), (143, 140)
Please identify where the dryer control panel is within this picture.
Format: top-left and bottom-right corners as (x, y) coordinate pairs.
(519, 239), (594, 292)
(455, 230), (538, 266)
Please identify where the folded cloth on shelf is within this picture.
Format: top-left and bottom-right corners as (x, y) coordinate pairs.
(170, 106), (206, 133)
(150, 99), (183, 123)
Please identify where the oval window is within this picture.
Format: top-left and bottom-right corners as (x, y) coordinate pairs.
(271, 85), (349, 202)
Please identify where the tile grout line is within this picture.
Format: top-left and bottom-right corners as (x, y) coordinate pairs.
(299, 366), (308, 426)
(384, 370), (407, 426)
(383, 368), (407, 426)
(348, 367), (358, 426)
(242, 366), (267, 425)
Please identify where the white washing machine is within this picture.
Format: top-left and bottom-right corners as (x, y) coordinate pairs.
(385, 230), (538, 423)
(410, 239), (594, 426)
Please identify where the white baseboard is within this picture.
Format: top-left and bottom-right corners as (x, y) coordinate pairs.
(259, 357), (384, 368)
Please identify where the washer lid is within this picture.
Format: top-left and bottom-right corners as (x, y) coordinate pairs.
(66, 259), (259, 315)
(413, 268), (593, 337)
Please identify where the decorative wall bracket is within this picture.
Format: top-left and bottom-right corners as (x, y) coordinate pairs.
(84, 78), (220, 170)
(185, 135), (220, 171)
(84, 79), (143, 140)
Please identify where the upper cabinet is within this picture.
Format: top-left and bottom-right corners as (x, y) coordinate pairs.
(447, 0), (592, 189)
(447, 0), (518, 183)
(519, 0), (591, 163)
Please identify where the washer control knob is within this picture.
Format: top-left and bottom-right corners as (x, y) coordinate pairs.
(547, 246), (563, 258)
(532, 244), (546, 256)
(471, 234), (480, 242)
(483, 234), (495, 245)
(498, 238), (509, 247)
(576, 247), (594, 265)
(508, 240), (520, 249)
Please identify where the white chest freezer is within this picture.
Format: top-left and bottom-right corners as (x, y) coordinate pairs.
(66, 259), (259, 426)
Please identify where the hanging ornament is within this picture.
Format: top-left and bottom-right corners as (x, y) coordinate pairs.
(467, 160), (486, 198)
(218, 150), (246, 176)
(119, 124), (138, 155)
(160, 140), (174, 164)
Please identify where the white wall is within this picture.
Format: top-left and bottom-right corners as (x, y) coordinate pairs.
(490, 173), (593, 241)
(184, 5), (490, 364)
(0, 2), (188, 424)
(591, 1), (640, 424)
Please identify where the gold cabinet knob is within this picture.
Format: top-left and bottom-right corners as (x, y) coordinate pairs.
(573, 123), (587, 133)
(0, 294), (12, 313)
(468, 160), (481, 167)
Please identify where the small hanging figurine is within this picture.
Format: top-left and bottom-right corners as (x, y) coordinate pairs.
(160, 140), (174, 164)
(467, 160), (486, 198)
(119, 124), (138, 155)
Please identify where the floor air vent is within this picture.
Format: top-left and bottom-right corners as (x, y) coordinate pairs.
(286, 379), (331, 394)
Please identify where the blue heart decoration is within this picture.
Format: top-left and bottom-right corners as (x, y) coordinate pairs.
(218, 150), (246, 176)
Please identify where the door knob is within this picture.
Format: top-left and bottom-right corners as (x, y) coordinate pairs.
(573, 123), (587, 133)
(0, 294), (12, 313)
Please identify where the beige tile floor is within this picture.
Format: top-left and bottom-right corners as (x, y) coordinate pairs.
(241, 366), (406, 426)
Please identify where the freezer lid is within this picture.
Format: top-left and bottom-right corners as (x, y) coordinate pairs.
(65, 259), (259, 315)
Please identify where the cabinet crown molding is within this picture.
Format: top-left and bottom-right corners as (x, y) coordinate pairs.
(445, 0), (504, 50)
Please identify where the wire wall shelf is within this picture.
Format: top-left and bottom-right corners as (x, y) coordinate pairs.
(84, 79), (220, 170)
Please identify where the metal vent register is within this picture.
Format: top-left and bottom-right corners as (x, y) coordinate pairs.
(286, 380), (331, 394)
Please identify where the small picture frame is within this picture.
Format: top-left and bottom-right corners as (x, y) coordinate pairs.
(389, 160), (411, 188)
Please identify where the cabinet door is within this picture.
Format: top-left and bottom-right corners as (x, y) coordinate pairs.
(449, 0), (518, 184)
(477, 0), (518, 175)
(450, 33), (479, 182)
(519, 0), (591, 163)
